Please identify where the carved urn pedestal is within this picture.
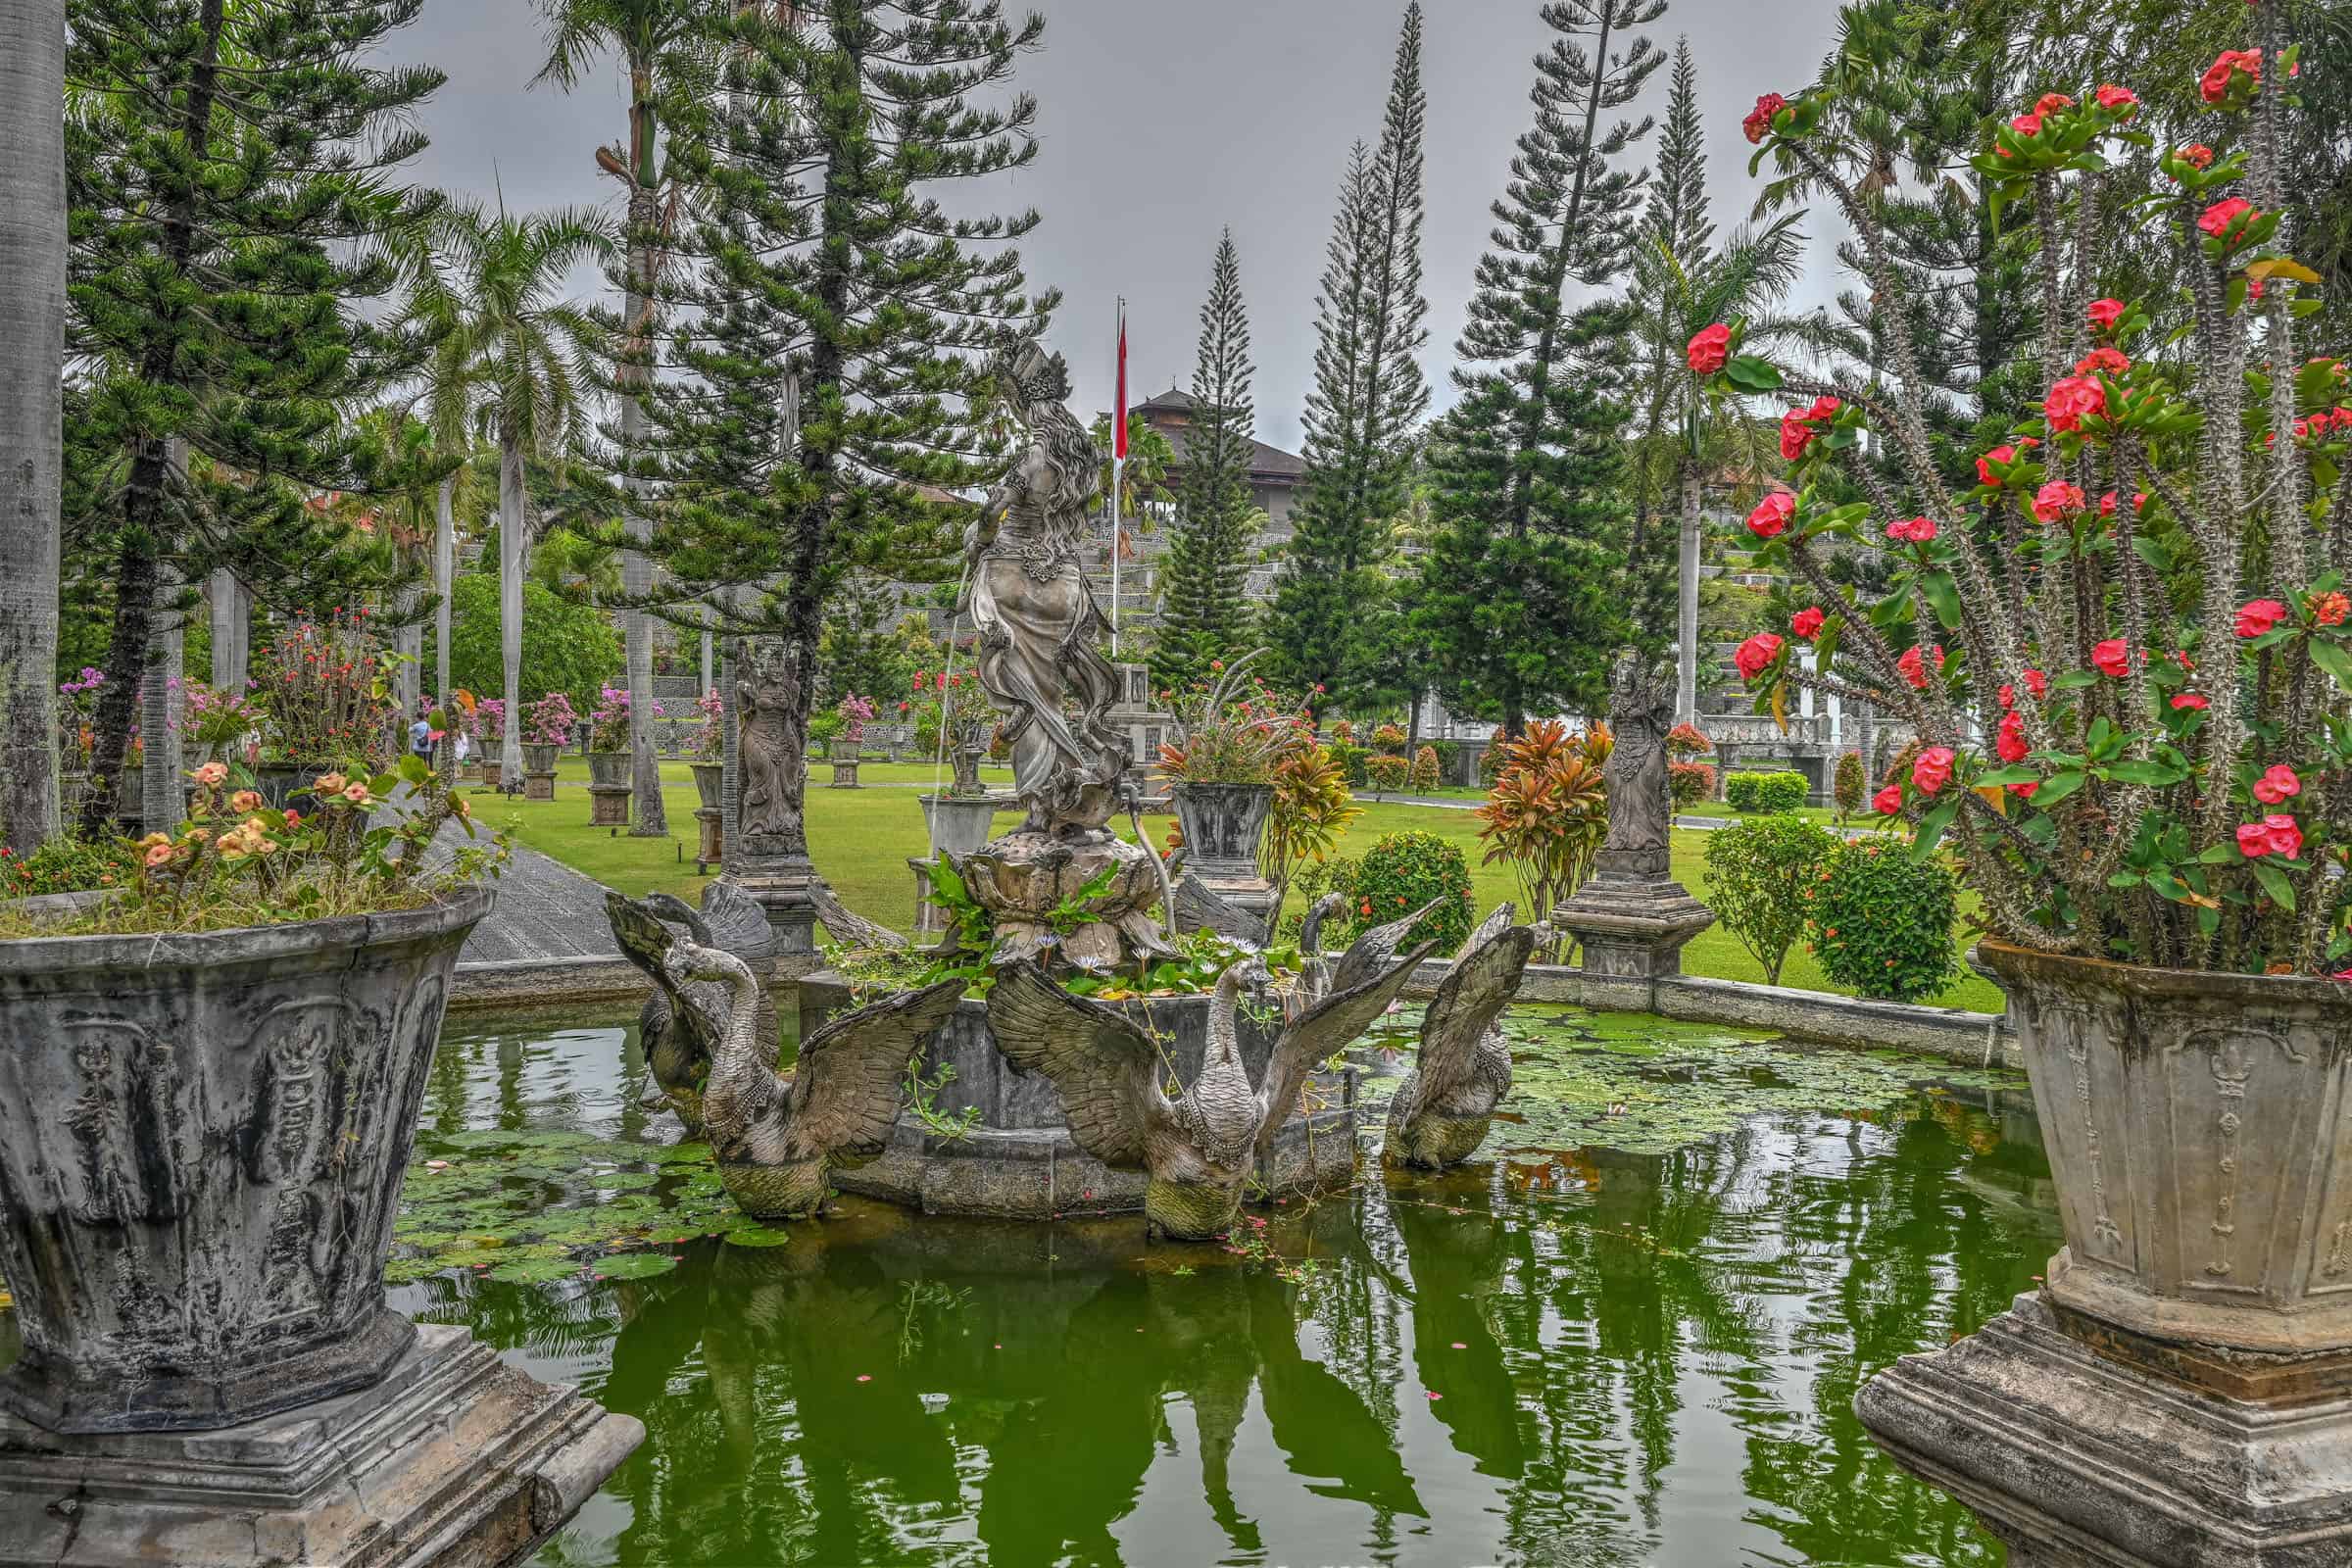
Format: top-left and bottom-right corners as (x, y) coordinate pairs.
(0, 888), (641, 1566)
(584, 752), (631, 826)
(695, 808), (723, 872)
(910, 794), (1016, 935)
(521, 742), (560, 802)
(1856, 947), (2352, 1565)
(828, 753), (861, 789)
(1169, 782), (1275, 922)
(1548, 844), (1717, 1011)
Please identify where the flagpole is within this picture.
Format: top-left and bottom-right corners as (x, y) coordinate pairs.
(1109, 296), (1124, 659)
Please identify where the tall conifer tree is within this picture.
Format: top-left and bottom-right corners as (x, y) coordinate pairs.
(641, 0), (1052, 869)
(65, 0), (442, 833)
(1264, 1), (1431, 707)
(1415, 0), (1667, 736)
(1152, 230), (1257, 693)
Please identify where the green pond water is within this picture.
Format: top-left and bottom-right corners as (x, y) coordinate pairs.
(368, 1004), (2058, 1568)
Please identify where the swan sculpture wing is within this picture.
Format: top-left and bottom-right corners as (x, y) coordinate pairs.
(1253, 939), (1438, 1163)
(1173, 874), (1268, 948)
(779, 978), (966, 1165)
(1413, 921), (1537, 1110)
(1328, 899), (1444, 996)
(985, 959), (1171, 1168)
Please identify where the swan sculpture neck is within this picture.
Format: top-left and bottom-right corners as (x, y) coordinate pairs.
(674, 940), (771, 1146)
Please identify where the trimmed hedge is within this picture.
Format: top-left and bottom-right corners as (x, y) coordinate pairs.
(1725, 769), (1809, 812)
(1807, 840), (1962, 1003)
(1344, 829), (1475, 955)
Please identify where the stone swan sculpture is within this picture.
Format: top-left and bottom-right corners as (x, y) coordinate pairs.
(665, 936), (966, 1219)
(607, 891), (730, 1132)
(1383, 903), (1537, 1170)
(985, 942), (1434, 1241)
(1295, 895), (1442, 1015)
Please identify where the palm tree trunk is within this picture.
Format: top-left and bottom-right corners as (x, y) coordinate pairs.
(1676, 466), (1701, 724)
(0, 0), (66, 853)
(622, 178), (665, 836)
(434, 473), (456, 775)
(500, 435), (526, 789)
(140, 578), (183, 836)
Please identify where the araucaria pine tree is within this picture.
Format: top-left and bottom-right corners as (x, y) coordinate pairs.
(65, 0), (443, 834)
(1263, 1), (1430, 709)
(1417, 0), (1668, 736)
(642, 0), (1052, 865)
(1152, 230), (1258, 692)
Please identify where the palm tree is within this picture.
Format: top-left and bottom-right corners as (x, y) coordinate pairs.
(1630, 220), (1834, 722)
(422, 202), (614, 788)
(531, 0), (718, 836)
(0, 0), (65, 852)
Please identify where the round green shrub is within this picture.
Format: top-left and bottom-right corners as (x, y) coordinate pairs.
(1326, 739), (1369, 788)
(1807, 840), (1962, 1004)
(1669, 760), (1716, 810)
(1725, 769), (1809, 812)
(1408, 745), (1441, 794)
(1370, 722), (1408, 755)
(1703, 812), (1839, 986)
(1364, 754), (1410, 795)
(1345, 829), (1474, 955)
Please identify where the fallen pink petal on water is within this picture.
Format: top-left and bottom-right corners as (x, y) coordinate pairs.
(1426, 1392), (1444, 1400)
(1450, 1342), (1467, 1349)
(857, 1375), (871, 1383)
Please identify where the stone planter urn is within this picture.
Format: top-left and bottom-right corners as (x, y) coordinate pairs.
(252, 760), (320, 809)
(585, 750), (630, 790)
(920, 793), (1006, 859)
(1856, 943), (2352, 1564)
(829, 739), (860, 762)
(585, 750), (631, 826)
(521, 741), (561, 802)
(473, 738), (506, 785)
(0, 885), (496, 1433)
(1170, 781), (1276, 917)
(692, 760), (725, 809)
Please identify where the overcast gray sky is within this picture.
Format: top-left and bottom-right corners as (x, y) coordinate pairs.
(384, 0), (1849, 453)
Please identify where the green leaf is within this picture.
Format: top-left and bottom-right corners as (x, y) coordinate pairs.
(1972, 765), (2038, 787)
(1723, 355), (1784, 393)
(1920, 570), (1963, 629)
(2249, 858), (2297, 911)
(2034, 771), (2086, 808)
(2130, 533), (2172, 573)
(1911, 798), (1960, 860)
(2103, 759), (2187, 787)
(2310, 637), (2352, 698)
(2053, 671), (2100, 691)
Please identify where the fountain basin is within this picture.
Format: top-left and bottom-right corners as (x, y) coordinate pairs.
(798, 972), (1358, 1220)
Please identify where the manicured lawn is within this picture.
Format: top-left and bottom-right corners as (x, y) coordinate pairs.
(485, 758), (2004, 1015)
(1681, 800), (1849, 826)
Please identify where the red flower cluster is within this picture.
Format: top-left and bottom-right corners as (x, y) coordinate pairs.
(1873, 784), (1903, 815)
(1745, 491), (1795, 539)
(1790, 606), (1825, 641)
(2254, 764), (2302, 806)
(2235, 599), (2289, 638)
(2076, 346), (2131, 377)
(1885, 515), (1937, 544)
(2093, 83), (2138, 113)
(2201, 48), (2261, 105)
(2172, 692), (2210, 712)
(2092, 639), (2134, 678)
(2198, 196), (2260, 244)
(1734, 633), (1784, 680)
(1996, 710), (2030, 763)
(2311, 591), (2350, 627)
(1896, 644), (1944, 690)
(2086, 298), (2127, 331)
(2045, 376), (2107, 435)
(1743, 93), (1787, 144)
(1778, 395), (1840, 461)
(2032, 480), (2087, 521)
(2236, 814), (2303, 861)
(1911, 747), (1956, 795)
(1687, 322), (1731, 373)
(1976, 439), (2039, 486)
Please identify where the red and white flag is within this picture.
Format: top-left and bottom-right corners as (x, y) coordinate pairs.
(1113, 301), (1128, 463)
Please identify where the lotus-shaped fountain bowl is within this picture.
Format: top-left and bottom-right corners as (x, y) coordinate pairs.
(952, 829), (1167, 971)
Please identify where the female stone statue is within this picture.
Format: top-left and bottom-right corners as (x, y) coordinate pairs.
(962, 341), (1129, 838)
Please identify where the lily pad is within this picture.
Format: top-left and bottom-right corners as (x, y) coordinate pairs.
(588, 1252), (680, 1281)
(486, 1257), (587, 1285)
(724, 1225), (793, 1248)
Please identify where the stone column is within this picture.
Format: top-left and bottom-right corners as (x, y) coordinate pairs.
(207, 568), (249, 694)
(1675, 482), (1701, 724)
(1549, 653), (1715, 1009)
(140, 579), (183, 837)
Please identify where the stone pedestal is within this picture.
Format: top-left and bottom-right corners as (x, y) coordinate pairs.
(523, 770), (555, 802)
(695, 807), (722, 871)
(827, 758), (860, 788)
(737, 857), (818, 960)
(0, 1325), (641, 1568)
(1549, 848), (1717, 1011)
(1855, 1292), (2352, 1566)
(586, 784), (631, 827)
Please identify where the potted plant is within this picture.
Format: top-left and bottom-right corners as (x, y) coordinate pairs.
(252, 612), (397, 806)
(1717, 63), (2350, 1359)
(0, 744), (505, 1433)
(521, 689), (576, 777)
(692, 688), (725, 808)
(832, 693), (873, 760)
(1158, 652), (1308, 890)
(584, 684), (640, 790)
(55, 666), (105, 813)
(470, 696), (507, 784)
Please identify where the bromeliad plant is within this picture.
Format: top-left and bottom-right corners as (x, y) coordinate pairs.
(1712, 22), (2349, 976)
(1156, 651), (1313, 786)
(1472, 718), (1611, 959)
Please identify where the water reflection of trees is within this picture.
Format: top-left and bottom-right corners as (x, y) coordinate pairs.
(401, 1072), (2053, 1566)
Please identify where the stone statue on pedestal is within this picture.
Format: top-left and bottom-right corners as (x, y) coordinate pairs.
(947, 340), (1166, 971)
(1597, 649), (1677, 873)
